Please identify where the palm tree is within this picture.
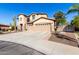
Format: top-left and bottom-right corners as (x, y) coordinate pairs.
(71, 16), (79, 30)
(67, 4), (79, 15)
(67, 4), (79, 31)
(54, 11), (67, 32)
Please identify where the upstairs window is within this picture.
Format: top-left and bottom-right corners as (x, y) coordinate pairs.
(20, 17), (22, 21)
(32, 15), (35, 20)
(27, 18), (30, 22)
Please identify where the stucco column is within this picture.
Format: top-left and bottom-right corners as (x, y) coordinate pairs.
(50, 23), (52, 33)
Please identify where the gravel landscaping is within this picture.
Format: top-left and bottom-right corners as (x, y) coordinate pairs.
(49, 33), (78, 47)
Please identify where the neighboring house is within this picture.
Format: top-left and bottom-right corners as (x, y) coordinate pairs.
(0, 24), (10, 31)
(17, 13), (55, 32)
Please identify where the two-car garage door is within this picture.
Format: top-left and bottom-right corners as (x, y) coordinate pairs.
(27, 23), (54, 32)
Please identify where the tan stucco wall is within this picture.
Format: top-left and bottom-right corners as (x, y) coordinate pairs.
(29, 14), (48, 22)
(57, 25), (66, 32)
(18, 15), (27, 31)
(34, 18), (53, 24)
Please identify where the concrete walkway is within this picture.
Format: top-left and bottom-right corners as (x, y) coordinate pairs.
(0, 31), (79, 54)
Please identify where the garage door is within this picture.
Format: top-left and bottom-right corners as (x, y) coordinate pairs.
(27, 23), (53, 32)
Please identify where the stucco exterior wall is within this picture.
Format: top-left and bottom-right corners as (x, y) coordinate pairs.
(57, 25), (66, 32)
(33, 18), (53, 24)
(18, 15), (27, 31)
(29, 14), (48, 22)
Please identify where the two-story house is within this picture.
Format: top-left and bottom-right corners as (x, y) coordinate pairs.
(18, 13), (55, 32)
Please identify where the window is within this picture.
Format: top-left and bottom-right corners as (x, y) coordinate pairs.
(27, 18), (30, 22)
(20, 17), (22, 21)
(32, 15), (35, 20)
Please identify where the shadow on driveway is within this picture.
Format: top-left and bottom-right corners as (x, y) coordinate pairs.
(0, 40), (45, 55)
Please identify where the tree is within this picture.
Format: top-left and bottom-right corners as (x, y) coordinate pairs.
(71, 16), (79, 29)
(67, 4), (79, 15)
(12, 16), (17, 31)
(53, 11), (67, 32)
(67, 4), (79, 30)
(9, 23), (14, 31)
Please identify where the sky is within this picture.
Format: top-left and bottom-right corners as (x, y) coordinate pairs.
(0, 3), (78, 25)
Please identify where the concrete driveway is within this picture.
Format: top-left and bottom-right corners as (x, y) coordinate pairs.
(0, 31), (79, 55)
(0, 40), (44, 55)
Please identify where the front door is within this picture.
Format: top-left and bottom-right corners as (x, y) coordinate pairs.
(20, 24), (23, 31)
